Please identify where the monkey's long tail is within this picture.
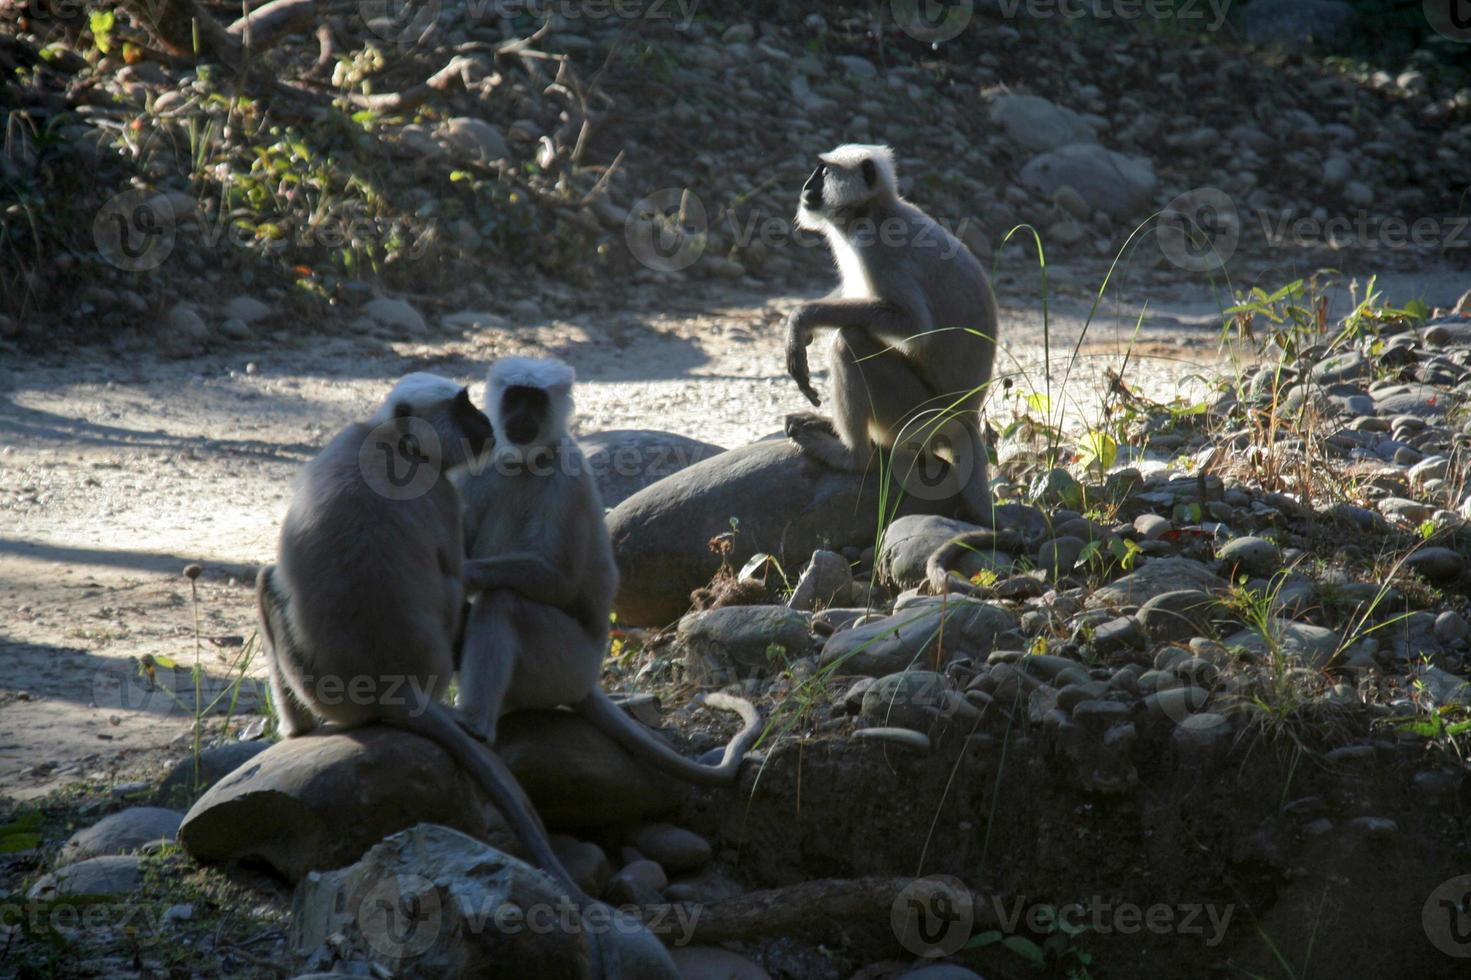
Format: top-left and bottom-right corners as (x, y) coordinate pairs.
(578, 689), (761, 787)
(925, 529), (1026, 598)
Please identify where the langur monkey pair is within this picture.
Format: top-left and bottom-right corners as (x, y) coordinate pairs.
(257, 374), (678, 979)
(785, 143), (1001, 528)
(455, 357), (762, 785)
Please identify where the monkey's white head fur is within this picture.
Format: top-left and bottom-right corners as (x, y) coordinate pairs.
(371, 372), (464, 425)
(486, 357), (575, 451)
(796, 144), (898, 231)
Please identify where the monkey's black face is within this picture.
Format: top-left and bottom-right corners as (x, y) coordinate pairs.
(500, 385), (549, 446)
(801, 164), (826, 211)
(453, 388), (494, 456)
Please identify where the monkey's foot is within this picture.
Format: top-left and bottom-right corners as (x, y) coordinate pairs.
(784, 412), (838, 440)
(785, 413), (866, 473)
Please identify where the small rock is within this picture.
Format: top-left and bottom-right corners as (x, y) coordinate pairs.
(362, 296), (427, 335)
(29, 856), (142, 899)
(629, 824), (712, 874)
(788, 550), (853, 611)
(605, 858), (668, 906)
(1405, 547), (1463, 584)
(57, 807), (182, 867)
(1217, 536), (1281, 579)
(677, 606), (812, 684)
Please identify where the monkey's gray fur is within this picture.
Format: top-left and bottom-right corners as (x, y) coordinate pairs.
(785, 143), (1000, 527)
(254, 373), (625, 976)
(456, 357), (761, 785)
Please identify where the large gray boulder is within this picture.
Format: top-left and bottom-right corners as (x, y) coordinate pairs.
(178, 728), (507, 881)
(607, 439), (960, 626)
(290, 824), (679, 979)
(579, 429), (725, 508)
(496, 711), (689, 829)
(180, 718), (691, 880)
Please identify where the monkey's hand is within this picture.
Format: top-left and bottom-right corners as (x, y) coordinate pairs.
(784, 308), (822, 406)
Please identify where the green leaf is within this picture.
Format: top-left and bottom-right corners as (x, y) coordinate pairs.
(152, 655), (178, 669)
(0, 832), (42, 852)
(738, 553), (775, 580)
(89, 10), (115, 53)
(964, 929), (1004, 950)
(1025, 392), (1052, 415)
(1077, 430), (1117, 470)
(1003, 935), (1047, 967)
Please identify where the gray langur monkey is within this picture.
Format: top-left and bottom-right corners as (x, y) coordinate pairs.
(254, 374), (594, 907)
(455, 357), (762, 785)
(785, 143), (1000, 527)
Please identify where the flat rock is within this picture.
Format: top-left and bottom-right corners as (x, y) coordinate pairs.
(607, 439), (958, 626)
(677, 605), (813, 683)
(29, 855), (142, 899)
(820, 597), (1016, 676)
(578, 429), (725, 508)
(1224, 620), (1341, 668)
(289, 824), (678, 979)
(179, 728), (508, 881)
(1086, 557), (1226, 609)
(57, 807), (182, 867)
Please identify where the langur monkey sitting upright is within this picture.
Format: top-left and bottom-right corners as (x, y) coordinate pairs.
(456, 357), (761, 784)
(255, 375), (611, 945)
(785, 143), (1000, 527)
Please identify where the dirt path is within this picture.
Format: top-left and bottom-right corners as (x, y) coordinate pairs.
(2, 263), (1463, 801)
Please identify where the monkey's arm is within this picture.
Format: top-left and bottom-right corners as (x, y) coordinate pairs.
(785, 299), (921, 406)
(463, 553), (584, 618)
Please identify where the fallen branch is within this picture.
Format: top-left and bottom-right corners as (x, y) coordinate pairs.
(227, 0), (318, 51)
(639, 876), (993, 948)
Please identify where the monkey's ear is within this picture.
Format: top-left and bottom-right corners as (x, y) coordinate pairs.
(861, 158), (877, 187)
(454, 388), (473, 408)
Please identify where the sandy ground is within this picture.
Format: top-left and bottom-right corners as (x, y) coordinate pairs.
(2, 259), (1464, 802)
